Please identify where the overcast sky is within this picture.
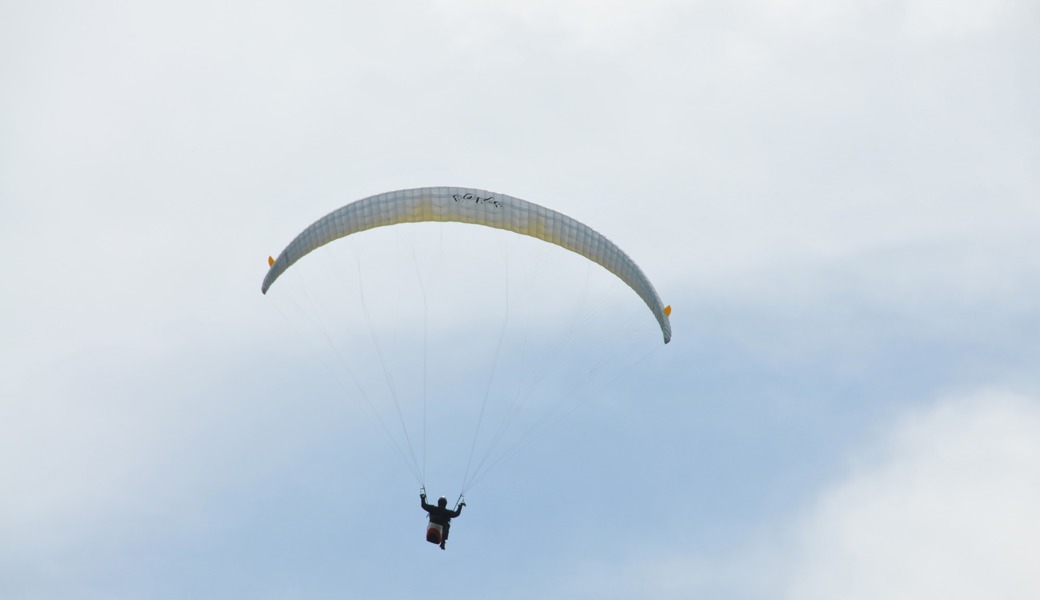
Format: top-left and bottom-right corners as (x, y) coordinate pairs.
(2, 0), (1039, 598)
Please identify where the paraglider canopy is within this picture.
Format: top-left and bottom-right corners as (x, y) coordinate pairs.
(262, 186), (671, 343)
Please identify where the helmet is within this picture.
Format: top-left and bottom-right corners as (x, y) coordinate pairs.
(438, 496), (448, 507)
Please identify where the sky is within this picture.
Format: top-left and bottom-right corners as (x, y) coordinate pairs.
(1, 0), (1039, 598)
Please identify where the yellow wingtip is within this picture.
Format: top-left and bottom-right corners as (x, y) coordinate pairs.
(268, 256), (275, 267)
(664, 305), (672, 316)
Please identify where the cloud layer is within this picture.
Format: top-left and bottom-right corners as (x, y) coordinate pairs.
(787, 390), (1040, 599)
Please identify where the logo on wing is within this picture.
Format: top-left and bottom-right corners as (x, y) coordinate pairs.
(452, 193), (503, 208)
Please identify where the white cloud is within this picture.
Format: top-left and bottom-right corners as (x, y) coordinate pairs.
(555, 390), (1040, 599)
(429, 0), (678, 51)
(787, 390), (1040, 599)
(902, 0), (1033, 38)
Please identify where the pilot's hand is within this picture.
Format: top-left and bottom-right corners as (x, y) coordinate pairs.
(460, 502), (466, 507)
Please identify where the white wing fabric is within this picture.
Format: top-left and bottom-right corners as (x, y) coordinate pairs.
(262, 186), (672, 343)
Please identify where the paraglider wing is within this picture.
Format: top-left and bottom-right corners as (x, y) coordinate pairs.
(261, 187), (672, 343)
